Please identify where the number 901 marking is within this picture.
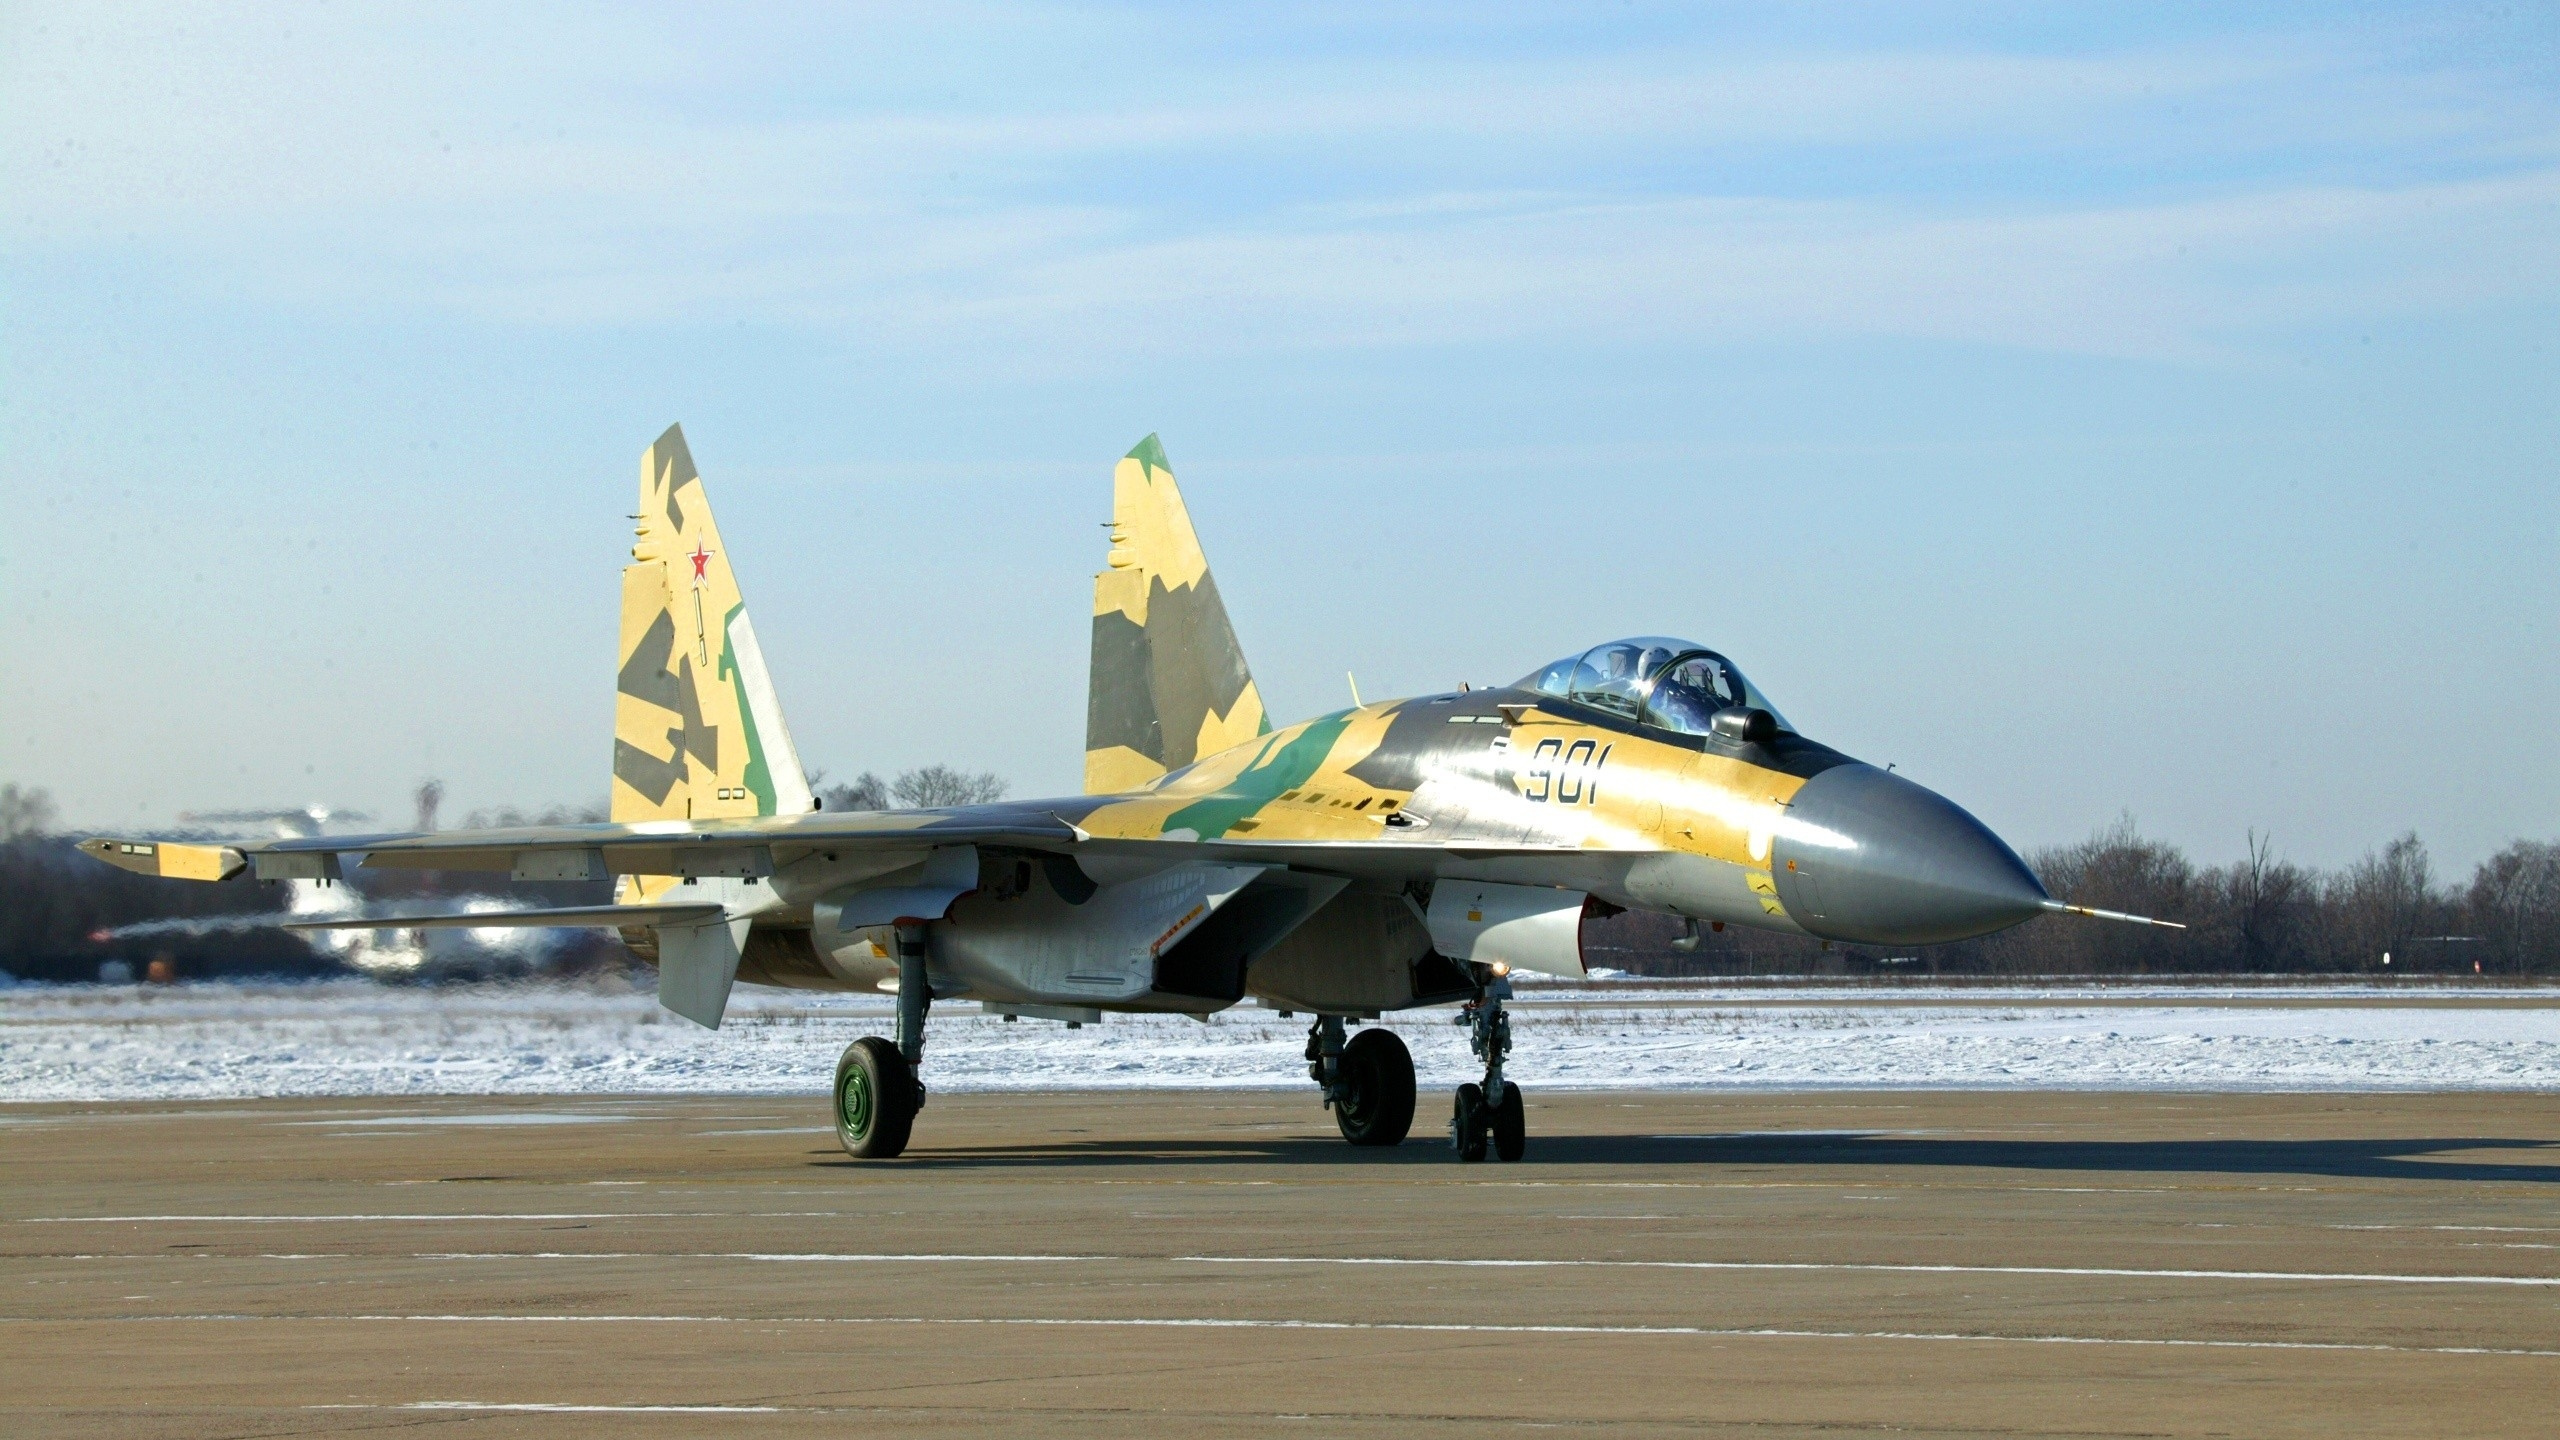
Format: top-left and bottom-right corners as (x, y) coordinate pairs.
(1522, 737), (1609, 805)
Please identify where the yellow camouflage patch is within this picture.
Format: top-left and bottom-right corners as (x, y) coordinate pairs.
(1097, 447), (1212, 624)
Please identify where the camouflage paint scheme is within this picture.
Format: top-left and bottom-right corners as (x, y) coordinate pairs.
(85, 426), (2043, 1028)
(613, 424), (812, 829)
(1084, 435), (1268, 795)
(607, 426), (813, 944)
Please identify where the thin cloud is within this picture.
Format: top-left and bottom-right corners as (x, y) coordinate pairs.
(5, 5), (2556, 364)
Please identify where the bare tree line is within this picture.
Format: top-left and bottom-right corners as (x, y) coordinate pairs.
(812, 765), (1010, 812)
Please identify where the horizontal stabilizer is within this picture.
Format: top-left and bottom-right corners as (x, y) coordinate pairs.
(285, 903), (726, 932)
(656, 913), (751, 1029)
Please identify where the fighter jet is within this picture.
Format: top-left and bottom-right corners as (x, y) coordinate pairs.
(85, 426), (2170, 1161)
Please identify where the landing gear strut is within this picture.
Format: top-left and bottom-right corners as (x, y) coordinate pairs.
(835, 923), (932, 1159)
(1450, 975), (1524, 1162)
(1309, 1015), (1415, 1147)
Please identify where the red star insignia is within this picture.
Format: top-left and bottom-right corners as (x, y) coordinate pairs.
(688, 544), (714, 582)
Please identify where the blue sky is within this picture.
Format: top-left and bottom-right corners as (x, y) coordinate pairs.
(4, 3), (2555, 871)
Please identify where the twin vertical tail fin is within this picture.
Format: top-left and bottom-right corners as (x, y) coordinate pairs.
(1084, 434), (1267, 794)
(612, 424), (813, 825)
(614, 425), (1251, 807)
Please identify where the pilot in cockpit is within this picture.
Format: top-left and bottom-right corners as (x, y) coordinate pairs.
(1602, 645), (1648, 698)
(1645, 655), (1736, 735)
(1522, 637), (1791, 737)
(1588, 642), (1666, 706)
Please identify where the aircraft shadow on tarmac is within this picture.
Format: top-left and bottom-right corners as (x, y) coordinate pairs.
(816, 1132), (2560, 1184)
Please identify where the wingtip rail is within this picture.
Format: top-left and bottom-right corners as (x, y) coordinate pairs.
(77, 838), (247, 883)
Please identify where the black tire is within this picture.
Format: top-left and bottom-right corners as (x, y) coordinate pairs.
(834, 1037), (918, 1159)
(1451, 1082), (1488, 1162)
(1491, 1081), (1525, 1162)
(1334, 1028), (1416, 1147)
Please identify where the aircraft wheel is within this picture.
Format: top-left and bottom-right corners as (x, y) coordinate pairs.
(1490, 1081), (1526, 1162)
(1450, 1082), (1489, 1162)
(835, 1037), (918, 1159)
(1334, 1028), (1415, 1147)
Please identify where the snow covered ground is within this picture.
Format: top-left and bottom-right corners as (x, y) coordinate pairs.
(2, 979), (2557, 1100)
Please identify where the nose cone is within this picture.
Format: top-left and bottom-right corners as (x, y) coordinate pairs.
(1770, 765), (2046, 946)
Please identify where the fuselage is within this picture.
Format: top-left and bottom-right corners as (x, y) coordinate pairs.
(1069, 680), (2048, 949)
(727, 670), (2049, 1009)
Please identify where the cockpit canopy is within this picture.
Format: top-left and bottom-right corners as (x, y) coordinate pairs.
(1514, 636), (1793, 739)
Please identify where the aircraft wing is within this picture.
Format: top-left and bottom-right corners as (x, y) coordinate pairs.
(83, 805), (1586, 887)
(84, 810), (1069, 881)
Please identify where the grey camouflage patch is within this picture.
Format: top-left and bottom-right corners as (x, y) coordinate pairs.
(1087, 569), (1255, 771)
(614, 606), (719, 803)
(651, 423), (700, 532)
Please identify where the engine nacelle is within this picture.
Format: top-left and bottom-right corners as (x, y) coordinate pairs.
(1245, 889), (1476, 1015)
(932, 858), (1275, 1010)
(809, 846), (981, 987)
(1425, 880), (1589, 978)
(741, 848), (1420, 1016)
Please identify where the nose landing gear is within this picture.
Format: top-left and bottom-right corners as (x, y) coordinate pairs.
(1450, 977), (1525, 1162)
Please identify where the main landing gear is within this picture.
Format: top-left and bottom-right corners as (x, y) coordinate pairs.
(1450, 976), (1525, 1163)
(835, 924), (932, 1159)
(1308, 1015), (1416, 1146)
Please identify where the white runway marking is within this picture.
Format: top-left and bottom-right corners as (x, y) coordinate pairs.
(2336, 1224), (2560, 1234)
(405, 1252), (1107, 1264)
(1169, 1254), (2560, 1288)
(50, 1247), (2560, 1288)
(289, 1113), (634, 1127)
(20, 1212), (846, 1223)
(23, 1313), (2560, 1360)
(326, 1401), (783, 1413)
